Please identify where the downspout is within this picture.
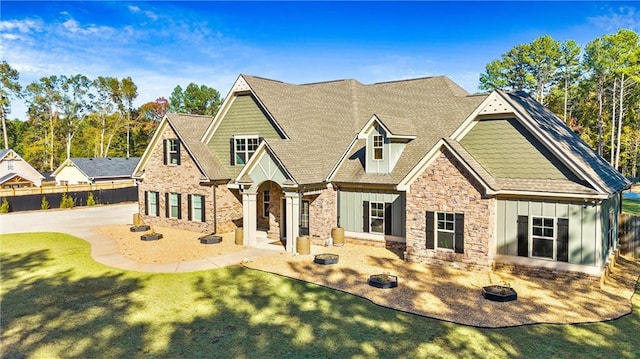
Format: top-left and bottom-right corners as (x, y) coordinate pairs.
(212, 185), (217, 234)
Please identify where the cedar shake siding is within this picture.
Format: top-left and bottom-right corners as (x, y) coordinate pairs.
(405, 150), (495, 269)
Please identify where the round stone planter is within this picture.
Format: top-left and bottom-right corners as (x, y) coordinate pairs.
(141, 233), (163, 241)
(482, 285), (517, 302)
(130, 225), (151, 232)
(368, 274), (398, 289)
(314, 253), (339, 265)
(199, 234), (223, 244)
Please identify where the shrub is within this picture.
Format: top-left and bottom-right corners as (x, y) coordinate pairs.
(87, 192), (96, 206)
(60, 193), (75, 209)
(41, 196), (50, 210)
(0, 198), (9, 213)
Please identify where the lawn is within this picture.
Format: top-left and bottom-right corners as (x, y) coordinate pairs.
(2, 233), (639, 358)
(623, 198), (640, 216)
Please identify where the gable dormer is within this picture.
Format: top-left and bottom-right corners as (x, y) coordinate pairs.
(358, 115), (416, 174)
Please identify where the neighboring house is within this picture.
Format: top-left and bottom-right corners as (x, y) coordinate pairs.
(134, 74), (630, 277)
(0, 149), (44, 188)
(53, 157), (140, 185)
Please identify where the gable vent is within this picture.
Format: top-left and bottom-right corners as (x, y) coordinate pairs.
(232, 77), (251, 92)
(478, 97), (511, 115)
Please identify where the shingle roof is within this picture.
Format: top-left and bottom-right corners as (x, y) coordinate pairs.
(243, 75), (486, 184)
(69, 157), (140, 179)
(166, 113), (229, 181)
(502, 91), (630, 194)
(0, 149), (9, 160)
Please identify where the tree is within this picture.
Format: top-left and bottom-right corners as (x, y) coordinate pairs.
(24, 76), (64, 171)
(59, 74), (94, 159)
(479, 44), (535, 93)
(169, 83), (221, 116)
(0, 61), (22, 149)
(557, 40), (582, 123)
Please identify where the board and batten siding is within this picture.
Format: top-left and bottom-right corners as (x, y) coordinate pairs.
(207, 94), (282, 178)
(338, 188), (406, 237)
(496, 198), (600, 266)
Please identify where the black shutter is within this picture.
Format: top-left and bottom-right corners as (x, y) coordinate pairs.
(144, 191), (149, 215)
(384, 202), (392, 235)
(163, 139), (168, 165)
(230, 138), (235, 165)
(202, 196), (206, 222)
(517, 216), (529, 257)
(426, 211), (435, 249)
(177, 194), (182, 219)
(154, 193), (159, 216)
(557, 218), (569, 262)
(165, 193), (170, 218)
(363, 201), (369, 232)
(454, 213), (464, 254)
(175, 141), (181, 165)
(187, 194), (192, 221)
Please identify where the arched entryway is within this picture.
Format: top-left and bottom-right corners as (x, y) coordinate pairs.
(256, 181), (285, 246)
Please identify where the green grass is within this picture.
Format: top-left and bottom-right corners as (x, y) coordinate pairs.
(623, 198), (640, 216)
(2, 233), (639, 358)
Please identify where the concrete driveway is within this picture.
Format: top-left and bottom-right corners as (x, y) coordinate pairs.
(0, 203), (276, 272)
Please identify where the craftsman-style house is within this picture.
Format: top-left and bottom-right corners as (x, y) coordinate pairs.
(0, 148), (44, 188)
(53, 157), (140, 186)
(133, 74), (629, 277)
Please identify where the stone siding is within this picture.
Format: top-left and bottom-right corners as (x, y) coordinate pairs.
(214, 185), (243, 234)
(307, 185), (337, 241)
(256, 181), (283, 240)
(138, 124), (242, 234)
(405, 150), (496, 269)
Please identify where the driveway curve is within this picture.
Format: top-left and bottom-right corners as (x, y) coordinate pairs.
(0, 203), (276, 273)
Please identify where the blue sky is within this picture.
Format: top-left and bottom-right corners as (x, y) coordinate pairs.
(2, 1), (639, 120)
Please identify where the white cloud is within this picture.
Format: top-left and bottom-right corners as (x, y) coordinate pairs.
(589, 6), (640, 33)
(128, 5), (140, 13)
(0, 18), (41, 33)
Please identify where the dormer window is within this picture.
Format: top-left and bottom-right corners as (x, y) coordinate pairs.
(233, 135), (260, 166)
(373, 135), (383, 160)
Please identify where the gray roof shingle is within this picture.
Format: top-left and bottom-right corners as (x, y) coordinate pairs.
(69, 157), (140, 179)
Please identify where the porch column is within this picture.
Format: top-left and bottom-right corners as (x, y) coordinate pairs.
(242, 191), (257, 247)
(284, 191), (300, 253)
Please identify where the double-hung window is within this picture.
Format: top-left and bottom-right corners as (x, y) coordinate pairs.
(436, 212), (455, 250)
(167, 193), (181, 219)
(370, 202), (385, 234)
(531, 217), (554, 259)
(233, 136), (260, 165)
(373, 135), (383, 160)
(146, 191), (159, 216)
(7, 160), (14, 171)
(163, 139), (180, 165)
(191, 195), (204, 222)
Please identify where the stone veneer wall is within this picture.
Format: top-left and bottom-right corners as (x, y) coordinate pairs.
(138, 124), (243, 234)
(255, 182), (283, 240)
(405, 150), (496, 269)
(307, 185), (337, 242)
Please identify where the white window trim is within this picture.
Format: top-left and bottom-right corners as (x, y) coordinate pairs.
(169, 193), (180, 219)
(262, 190), (270, 218)
(233, 135), (260, 166)
(436, 211), (456, 251)
(7, 160), (15, 171)
(167, 139), (179, 165)
(369, 201), (385, 234)
(372, 134), (384, 161)
(530, 216), (556, 260)
(149, 191), (159, 216)
(192, 194), (204, 222)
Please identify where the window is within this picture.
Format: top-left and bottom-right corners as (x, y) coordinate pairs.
(531, 217), (554, 259)
(168, 193), (181, 219)
(191, 195), (204, 222)
(164, 139), (180, 165)
(373, 135), (383, 160)
(370, 202), (385, 234)
(233, 136), (260, 165)
(146, 191), (159, 216)
(7, 160), (14, 171)
(300, 200), (310, 235)
(263, 190), (270, 218)
(436, 212), (455, 250)
(426, 211), (464, 253)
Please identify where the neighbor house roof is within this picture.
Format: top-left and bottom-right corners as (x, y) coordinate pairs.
(56, 157), (140, 179)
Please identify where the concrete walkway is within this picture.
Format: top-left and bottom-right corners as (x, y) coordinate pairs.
(0, 203), (281, 273)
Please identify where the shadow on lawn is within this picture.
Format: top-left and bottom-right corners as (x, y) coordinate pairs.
(2, 235), (639, 358)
